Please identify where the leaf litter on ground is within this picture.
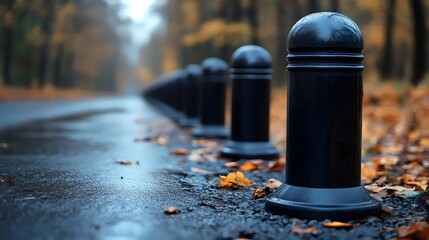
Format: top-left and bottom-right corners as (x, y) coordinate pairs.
(219, 171), (256, 188)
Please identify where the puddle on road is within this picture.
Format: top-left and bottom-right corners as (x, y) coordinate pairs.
(103, 221), (148, 240)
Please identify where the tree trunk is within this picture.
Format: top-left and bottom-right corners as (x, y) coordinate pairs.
(331, 0), (339, 12)
(37, 0), (54, 88)
(53, 44), (64, 87)
(248, 0), (258, 45)
(380, 0), (396, 79)
(2, 0), (14, 85)
(409, 0), (427, 86)
(276, 0), (287, 86)
(308, 0), (320, 13)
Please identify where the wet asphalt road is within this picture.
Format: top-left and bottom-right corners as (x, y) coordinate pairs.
(0, 96), (427, 240)
(0, 97), (194, 239)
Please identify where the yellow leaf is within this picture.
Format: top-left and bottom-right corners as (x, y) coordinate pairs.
(218, 171), (256, 188)
(239, 161), (257, 172)
(323, 221), (353, 229)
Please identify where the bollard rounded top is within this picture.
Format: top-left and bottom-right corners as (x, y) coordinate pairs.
(202, 58), (228, 75)
(231, 45), (271, 69)
(174, 69), (187, 80)
(288, 12), (363, 50)
(186, 64), (202, 77)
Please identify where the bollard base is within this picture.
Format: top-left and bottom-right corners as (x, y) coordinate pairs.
(265, 184), (381, 221)
(219, 140), (279, 160)
(179, 117), (199, 128)
(192, 125), (229, 139)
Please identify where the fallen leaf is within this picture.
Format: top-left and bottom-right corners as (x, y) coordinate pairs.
(373, 156), (399, 166)
(224, 162), (240, 168)
(249, 159), (264, 166)
(268, 157), (285, 171)
(219, 171), (256, 188)
(7, 175), (16, 184)
(252, 188), (269, 199)
(292, 226), (318, 235)
(156, 136), (169, 146)
(396, 221), (429, 239)
(370, 189), (388, 201)
(239, 161), (257, 172)
(170, 148), (189, 156)
(263, 178), (282, 190)
(191, 167), (212, 175)
(188, 152), (203, 162)
(404, 182), (428, 192)
(361, 162), (378, 181)
(419, 138), (429, 148)
(396, 190), (421, 198)
(115, 160), (132, 165)
(323, 221), (353, 229)
(375, 176), (387, 185)
(164, 206), (180, 215)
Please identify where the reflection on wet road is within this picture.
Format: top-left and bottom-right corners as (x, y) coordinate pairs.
(0, 97), (188, 239)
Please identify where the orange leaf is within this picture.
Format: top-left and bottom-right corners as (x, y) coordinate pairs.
(218, 171), (256, 188)
(361, 163), (378, 180)
(396, 221), (429, 239)
(170, 148), (189, 155)
(268, 157), (286, 171)
(419, 138), (429, 148)
(323, 221), (353, 229)
(292, 226), (318, 235)
(239, 161), (257, 172)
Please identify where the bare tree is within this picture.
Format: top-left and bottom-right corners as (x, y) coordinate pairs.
(380, 0), (396, 79)
(409, 0), (427, 86)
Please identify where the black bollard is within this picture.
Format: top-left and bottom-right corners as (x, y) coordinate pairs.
(265, 12), (381, 221)
(174, 69), (187, 121)
(192, 58), (229, 138)
(143, 73), (183, 121)
(219, 45), (279, 160)
(179, 64), (202, 128)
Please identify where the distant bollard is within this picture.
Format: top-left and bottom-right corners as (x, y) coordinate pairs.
(192, 58), (229, 138)
(174, 69), (187, 121)
(265, 12), (381, 221)
(143, 71), (183, 121)
(219, 45), (279, 160)
(180, 64), (202, 128)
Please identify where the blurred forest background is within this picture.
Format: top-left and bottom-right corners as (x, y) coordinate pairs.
(141, 0), (428, 87)
(0, 0), (428, 99)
